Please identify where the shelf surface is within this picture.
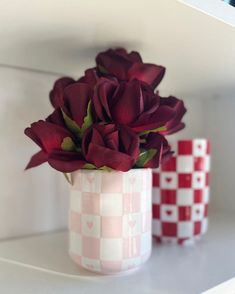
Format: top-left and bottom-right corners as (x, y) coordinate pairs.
(0, 212), (234, 294)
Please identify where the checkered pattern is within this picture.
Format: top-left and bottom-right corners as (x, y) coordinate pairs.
(152, 139), (211, 245)
(69, 169), (152, 274)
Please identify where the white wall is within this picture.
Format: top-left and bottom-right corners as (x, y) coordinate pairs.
(0, 66), (69, 239)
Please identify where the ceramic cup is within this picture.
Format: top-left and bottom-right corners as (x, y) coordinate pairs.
(152, 139), (210, 245)
(69, 168), (152, 274)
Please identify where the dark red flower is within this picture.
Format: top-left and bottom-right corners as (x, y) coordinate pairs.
(25, 121), (85, 172)
(49, 77), (75, 108)
(82, 124), (139, 171)
(96, 48), (165, 89)
(78, 68), (100, 88)
(141, 133), (173, 168)
(159, 96), (186, 135)
(93, 79), (176, 133)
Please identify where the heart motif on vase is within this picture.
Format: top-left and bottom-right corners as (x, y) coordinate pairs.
(87, 174), (94, 184)
(86, 221), (94, 229)
(128, 220), (136, 228)
(198, 144), (202, 149)
(166, 177), (172, 183)
(166, 210), (173, 216)
(129, 176), (136, 185)
(197, 177), (201, 182)
(196, 209), (200, 214)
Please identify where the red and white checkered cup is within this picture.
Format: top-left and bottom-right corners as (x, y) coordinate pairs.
(69, 169), (152, 274)
(152, 139), (210, 245)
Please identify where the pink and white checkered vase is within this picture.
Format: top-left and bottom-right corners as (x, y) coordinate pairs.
(152, 139), (211, 245)
(69, 168), (152, 274)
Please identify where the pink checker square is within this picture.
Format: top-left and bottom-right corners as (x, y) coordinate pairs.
(152, 204), (160, 218)
(178, 173), (192, 188)
(101, 216), (122, 238)
(82, 236), (100, 259)
(206, 141), (211, 155)
(69, 211), (81, 233)
(194, 221), (202, 235)
(194, 190), (203, 203)
(101, 261), (122, 273)
(194, 157), (205, 171)
(153, 173), (160, 187)
(161, 157), (176, 171)
(162, 222), (177, 237)
(178, 206), (191, 221)
(123, 236), (141, 258)
(123, 193), (141, 213)
(101, 172), (123, 193)
(81, 192), (100, 215)
(161, 190), (177, 204)
(178, 140), (193, 155)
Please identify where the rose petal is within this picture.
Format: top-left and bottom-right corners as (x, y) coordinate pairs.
(25, 150), (48, 170)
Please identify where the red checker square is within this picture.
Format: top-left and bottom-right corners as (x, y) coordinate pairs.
(178, 206), (192, 221)
(162, 222), (177, 237)
(194, 221), (202, 235)
(161, 157), (177, 171)
(194, 190), (203, 203)
(178, 140), (193, 155)
(178, 238), (189, 245)
(153, 173), (160, 187)
(178, 174), (192, 188)
(206, 141), (211, 155)
(205, 173), (210, 186)
(152, 204), (160, 218)
(155, 236), (162, 243)
(161, 190), (177, 204)
(204, 204), (209, 217)
(194, 157), (205, 171)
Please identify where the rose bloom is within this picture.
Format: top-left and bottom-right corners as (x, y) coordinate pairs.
(96, 48), (165, 89)
(93, 78), (184, 134)
(82, 123), (139, 171)
(25, 121), (85, 172)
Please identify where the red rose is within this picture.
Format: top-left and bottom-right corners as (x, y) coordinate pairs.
(25, 121), (85, 172)
(96, 48), (165, 89)
(159, 96), (186, 135)
(49, 77), (75, 108)
(141, 133), (173, 168)
(82, 124), (139, 171)
(93, 79), (176, 133)
(78, 68), (100, 88)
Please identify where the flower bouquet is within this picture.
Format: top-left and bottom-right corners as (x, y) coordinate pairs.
(25, 48), (186, 274)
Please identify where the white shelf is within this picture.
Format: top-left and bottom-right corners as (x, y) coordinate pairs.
(0, 212), (234, 294)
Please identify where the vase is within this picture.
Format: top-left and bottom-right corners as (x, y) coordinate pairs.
(69, 168), (152, 274)
(152, 139), (211, 245)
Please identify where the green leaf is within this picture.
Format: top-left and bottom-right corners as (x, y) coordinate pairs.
(63, 173), (72, 185)
(139, 126), (167, 136)
(135, 149), (157, 167)
(83, 163), (97, 170)
(98, 65), (109, 74)
(61, 137), (76, 151)
(81, 100), (93, 135)
(61, 109), (81, 135)
(99, 166), (113, 172)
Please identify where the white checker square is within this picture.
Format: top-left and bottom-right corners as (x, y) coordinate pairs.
(100, 239), (122, 261)
(122, 257), (142, 271)
(152, 219), (162, 235)
(81, 171), (102, 193)
(70, 190), (81, 213)
(192, 204), (204, 221)
(201, 218), (208, 234)
(100, 193), (123, 216)
(69, 232), (82, 256)
(81, 214), (100, 238)
(160, 205), (178, 222)
(178, 222), (194, 238)
(140, 232), (152, 255)
(203, 188), (210, 203)
(81, 257), (101, 272)
(177, 189), (194, 205)
(204, 155), (211, 172)
(160, 172), (177, 189)
(177, 156), (194, 172)
(152, 188), (161, 204)
(192, 172), (205, 189)
(193, 139), (207, 156)
(123, 213), (142, 237)
(141, 191), (152, 212)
